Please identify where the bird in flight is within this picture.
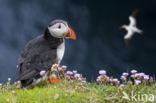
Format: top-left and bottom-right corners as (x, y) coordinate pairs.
(17, 19), (76, 87)
(121, 9), (143, 48)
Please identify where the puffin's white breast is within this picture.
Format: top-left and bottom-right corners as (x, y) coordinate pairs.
(57, 40), (65, 64)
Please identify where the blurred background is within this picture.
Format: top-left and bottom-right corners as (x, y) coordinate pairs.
(0, 0), (156, 83)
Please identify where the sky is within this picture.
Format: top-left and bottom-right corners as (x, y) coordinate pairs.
(0, 0), (156, 82)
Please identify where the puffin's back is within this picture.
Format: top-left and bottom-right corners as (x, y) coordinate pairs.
(17, 35), (59, 87)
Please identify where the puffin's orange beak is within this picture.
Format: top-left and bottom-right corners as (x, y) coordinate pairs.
(64, 26), (76, 40)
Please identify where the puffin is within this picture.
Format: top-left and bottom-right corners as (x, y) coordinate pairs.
(121, 9), (143, 48)
(17, 19), (76, 87)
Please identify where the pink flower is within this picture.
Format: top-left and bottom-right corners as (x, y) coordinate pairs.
(139, 73), (145, 77)
(106, 76), (110, 80)
(8, 78), (11, 81)
(122, 73), (129, 77)
(150, 77), (153, 80)
(113, 78), (118, 82)
(143, 75), (149, 80)
(74, 74), (81, 78)
(17, 81), (21, 84)
(61, 65), (67, 68)
(51, 73), (57, 78)
(12, 90), (16, 95)
(40, 70), (46, 76)
(58, 67), (62, 71)
(0, 83), (2, 89)
(120, 84), (125, 87)
(99, 70), (106, 75)
(97, 75), (102, 79)
(73, 70), (77, 74)
(120, 76), (126, 81)
(131, 75), (136, 79)
(96, 78), (100, 82)
(131, 70), (137, 74)
(16, 85), (20, 89)
(134, 73), (138, 77)
(135, 80), (141, 85)
(66, 71), (73, 75)
(52, 64), (59, 68)
(109, 79), (113, 82)
(61, 65), (67, 71)
(116, 80), (120, 84)
(78, 78), (82, 81)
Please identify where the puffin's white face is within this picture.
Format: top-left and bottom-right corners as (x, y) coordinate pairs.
(48, 23), (68, 38)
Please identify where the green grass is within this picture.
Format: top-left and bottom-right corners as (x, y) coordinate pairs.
(0, 81), (155, 103)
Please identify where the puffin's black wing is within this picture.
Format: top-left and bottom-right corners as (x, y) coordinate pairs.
(17, 35), (57, 86)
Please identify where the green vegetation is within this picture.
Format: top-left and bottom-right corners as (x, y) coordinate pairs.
(0, 81), (155, 103)
(0, 65), (155, 103)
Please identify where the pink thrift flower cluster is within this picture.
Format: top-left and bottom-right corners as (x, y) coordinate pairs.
(120, 70), (154, 86)
(65, 70), (86, 82)
(97, 69), (154, 86)
(97, 70), (120, 85)
(40, 64), (86, 83)
(129, 70), (153, 85)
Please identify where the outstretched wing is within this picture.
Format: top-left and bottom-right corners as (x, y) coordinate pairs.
(129, 16), (136, 27)
(131, 9), (138, 18)
(124, 31), (133, 48)
(124, 38), (131, 48)
(129, 9), (138, 27)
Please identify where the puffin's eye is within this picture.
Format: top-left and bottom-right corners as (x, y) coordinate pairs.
(58, 24), (61, 29)
(48, 24), (52, 27)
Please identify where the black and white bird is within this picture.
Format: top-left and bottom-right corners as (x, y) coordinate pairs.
(121, 9), (143, 47)
(17, 19), (76, 87)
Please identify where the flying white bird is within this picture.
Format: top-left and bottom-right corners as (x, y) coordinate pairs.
(121, 9), (143, 47)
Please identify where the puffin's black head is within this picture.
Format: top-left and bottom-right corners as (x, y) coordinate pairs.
(45, 19), (76, 40)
